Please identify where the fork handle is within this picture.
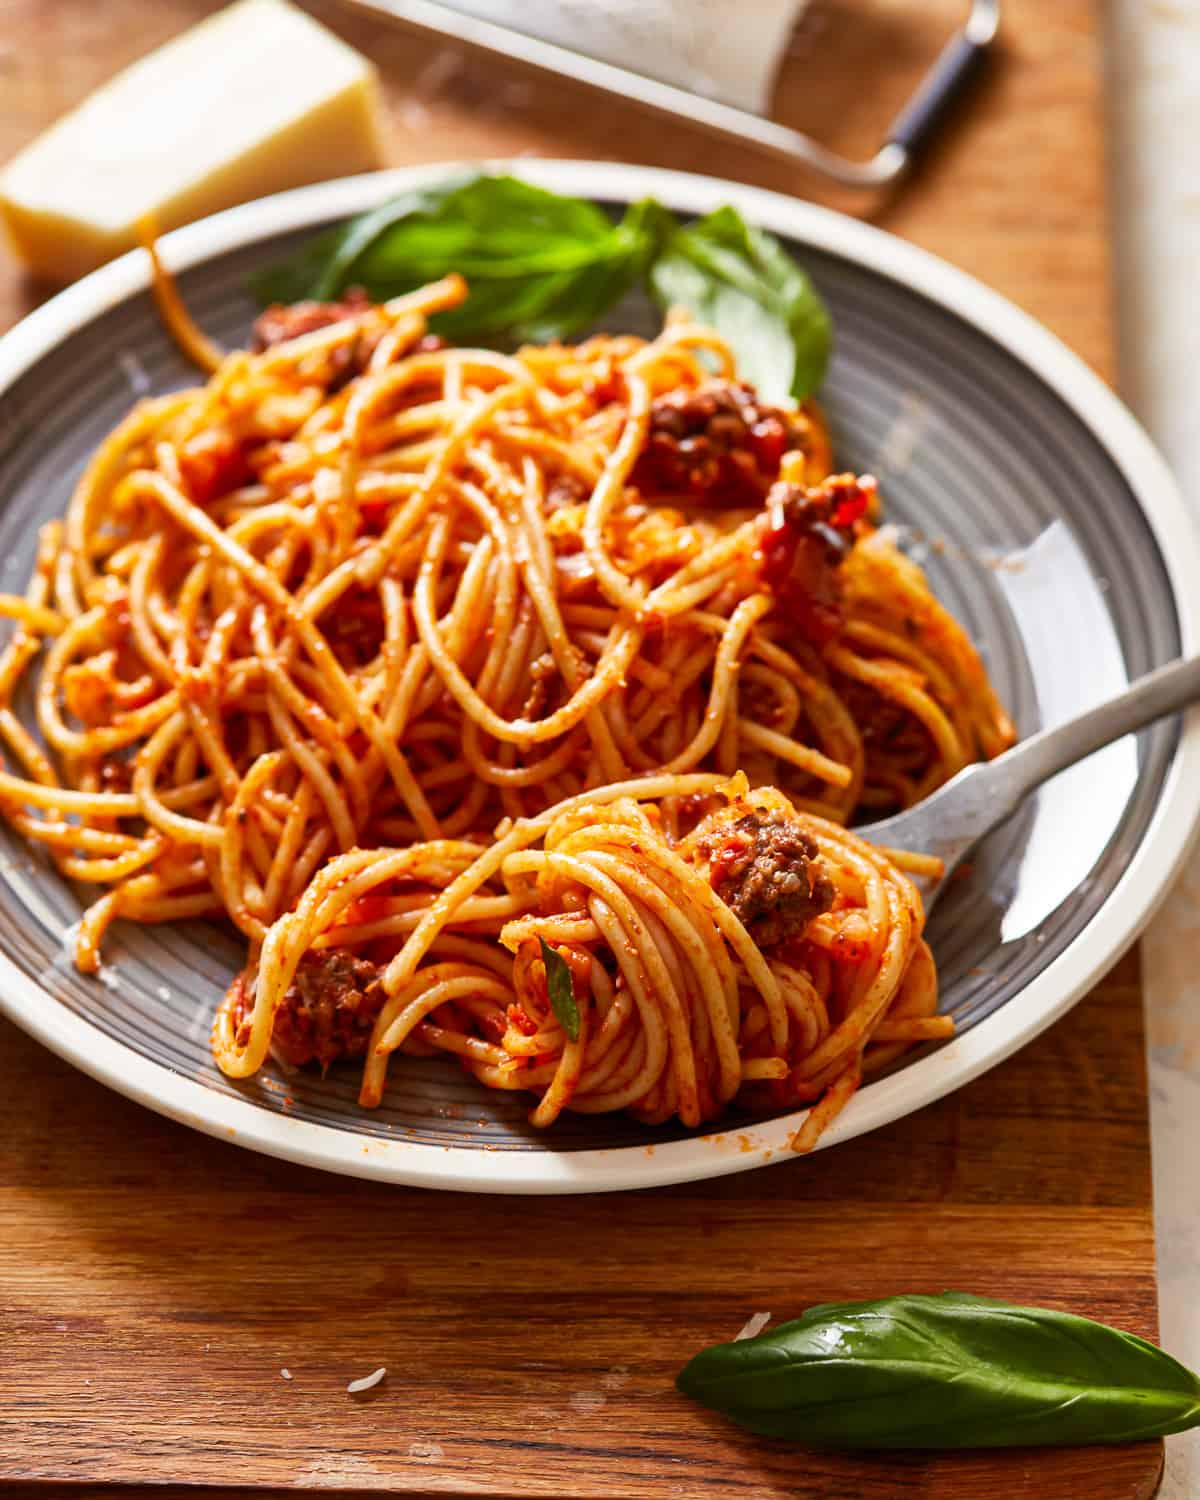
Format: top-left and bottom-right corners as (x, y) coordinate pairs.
(989, 653), (1200, 811)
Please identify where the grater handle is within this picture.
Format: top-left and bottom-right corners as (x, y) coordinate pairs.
(887, 4), (998, 158)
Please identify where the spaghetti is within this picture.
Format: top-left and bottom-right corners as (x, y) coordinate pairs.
(0, 272), (1012, 1148)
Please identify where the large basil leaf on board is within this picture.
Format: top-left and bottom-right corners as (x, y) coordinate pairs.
(676, 1292), (1200, 1448)
(650, 204), (832, 402)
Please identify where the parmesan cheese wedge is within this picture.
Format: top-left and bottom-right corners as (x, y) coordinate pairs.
(0, 0), (387, 282)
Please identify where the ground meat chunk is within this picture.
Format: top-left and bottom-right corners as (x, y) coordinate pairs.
(758, 472), (875, 645)
(838, 675), (931, 760)
(630, 380), (806, 507)
(250, 288), (387, 390)
(250, 288), (374, 351)
(228, 950), (385, 1070)
(320, 587), (386, 668)
(702, 808), (835, 947)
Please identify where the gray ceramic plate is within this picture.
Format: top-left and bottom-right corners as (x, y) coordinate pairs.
(1, 162), (1198, 1193)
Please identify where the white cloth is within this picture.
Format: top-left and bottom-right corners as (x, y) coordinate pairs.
(439, 0), (808, 114)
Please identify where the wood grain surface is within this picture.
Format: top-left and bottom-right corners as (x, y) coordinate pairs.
(0, 2), (1161, 1497)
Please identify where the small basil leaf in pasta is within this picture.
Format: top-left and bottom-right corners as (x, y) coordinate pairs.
(539, 937), (580, 1043)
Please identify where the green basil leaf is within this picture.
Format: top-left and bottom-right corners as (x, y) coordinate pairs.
(245, 221), (349, 308)
(247, 182), (833, 400)
(246, 174), (475, 306)
(509, 197), (675, 343)
(649, 205), (832, 401)
(538, 937), (580, 1042)
(248, 176), (669, 345)
(677, 1292), (1200, 1448)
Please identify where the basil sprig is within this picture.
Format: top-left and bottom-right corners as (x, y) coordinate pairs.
(650, 206), (832, 404)
(538, 936), (580, 1042)
(677, 1293), (1200, 1448)
(248, 174), (831, 401)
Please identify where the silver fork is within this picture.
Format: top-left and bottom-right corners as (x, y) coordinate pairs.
(855, 654), (1200, 911)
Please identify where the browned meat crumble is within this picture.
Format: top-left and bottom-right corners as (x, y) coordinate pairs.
(228, 950), (384, 1070)
(250, 288), (375, 351)
(249, 291), (456, 390)
(702, 808), (835, 947)
(758, 472), (873, 645)
(630, 379), (805, 507)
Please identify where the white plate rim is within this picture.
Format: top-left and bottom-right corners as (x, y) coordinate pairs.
(1, 159), (1197, 1195)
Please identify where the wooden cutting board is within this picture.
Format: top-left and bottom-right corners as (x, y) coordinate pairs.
(0, 3), (1162, 1497)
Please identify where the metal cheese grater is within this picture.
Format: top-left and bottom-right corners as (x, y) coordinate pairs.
(334, 0), (1000, 189)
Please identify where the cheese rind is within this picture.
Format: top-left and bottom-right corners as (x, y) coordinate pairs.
(0, 0), (387, 282)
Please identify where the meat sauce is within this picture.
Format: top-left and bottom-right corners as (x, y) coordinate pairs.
(172, 296), (447, 509)
(701, 806), (834, 948)
(838, 674), (933, 764)
(630, 380), (805, 508)
(758, 472), (874, 646)
(249, 288), (376, 352)
(228, 950), (385, 1070)
(250, 290), (446, 390)
(320, 588), (387, 668)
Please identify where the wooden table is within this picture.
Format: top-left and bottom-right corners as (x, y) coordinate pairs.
(0, 3), (1163, 1497)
